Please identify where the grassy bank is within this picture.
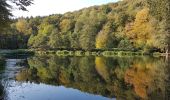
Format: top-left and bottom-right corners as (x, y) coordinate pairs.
(0, 49), (164, 57)
(33, 50), (163, 57)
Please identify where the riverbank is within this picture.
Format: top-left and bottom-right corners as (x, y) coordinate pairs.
(0, 49), (34, 56)
(0, 49), (166, 57)
(33, 50), (164, 57)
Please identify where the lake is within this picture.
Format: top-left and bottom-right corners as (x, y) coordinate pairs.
(0, 55), (170, 100)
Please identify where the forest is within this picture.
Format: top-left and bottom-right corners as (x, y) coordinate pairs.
(0, 0), (169, 53)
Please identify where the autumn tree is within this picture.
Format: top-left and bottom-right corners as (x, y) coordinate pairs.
(147, 0), (170, 53)
(59, 19), (74, 33)
(125, 8), (158, 51)
(16, 18), (32, 35)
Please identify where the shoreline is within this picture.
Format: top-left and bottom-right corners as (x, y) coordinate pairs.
(0, 49), (168, 57)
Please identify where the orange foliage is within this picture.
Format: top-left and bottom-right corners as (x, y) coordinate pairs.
(124, 60), (163, 99)
(125, 8), (155, 48)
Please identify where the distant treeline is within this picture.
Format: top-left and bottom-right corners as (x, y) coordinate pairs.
(0, 0), (169, 53)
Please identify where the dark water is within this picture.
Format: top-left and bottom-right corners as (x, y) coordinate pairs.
(0, 55), (170, 100)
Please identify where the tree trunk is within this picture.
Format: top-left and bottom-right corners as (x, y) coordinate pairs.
(166, 45), (170, 61)
(166, 48), (169, 54)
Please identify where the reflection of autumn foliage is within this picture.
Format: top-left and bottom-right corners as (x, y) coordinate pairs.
(59, 70), (70, 84)
(125, 58), (167, 99)
(125, 66), (151, 99)
(95, 57), (110, 82)
(15, 55), (168, 100)
(16, 69), (30, 81)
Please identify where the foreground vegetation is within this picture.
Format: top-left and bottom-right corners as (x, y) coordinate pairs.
(0, 0), (169, 53)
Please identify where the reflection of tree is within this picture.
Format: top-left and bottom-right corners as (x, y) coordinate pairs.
(15, 55), (170, 100)
(0, 58), (6, 100)
(166, 58), (170, 100)
(0, 58), (5, 72)
(125, 57), (168, 100)
(95, 57), (110, 82)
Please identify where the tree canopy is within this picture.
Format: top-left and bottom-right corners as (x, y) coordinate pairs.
(147, 0), (170, 52)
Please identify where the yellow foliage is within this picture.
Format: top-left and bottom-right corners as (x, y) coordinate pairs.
(134, 8), (149, 26)
(95, 57), (110, 82)
(59, 19), (73, 32)
(96, 22), (112, 49)
(59, 70), (70, 84)
(96, 32), (108, 49)
(16, 19), (30, 34)
(125, 8), (156, 48)
(16, 69), (30, 81)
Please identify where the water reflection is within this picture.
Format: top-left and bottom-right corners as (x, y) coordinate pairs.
(0, 58), (5, 100)
(1, 55), (170, 100)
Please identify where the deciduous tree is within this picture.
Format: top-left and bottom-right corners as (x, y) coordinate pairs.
(147, 0), (170, 53)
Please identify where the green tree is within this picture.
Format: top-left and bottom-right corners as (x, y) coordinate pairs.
(77, 9), (106, 50)
(96, 22), (117, 49)
(147, 0), (170, 53)
(28, 23), (55, 48)
(48, 31), (61, 49)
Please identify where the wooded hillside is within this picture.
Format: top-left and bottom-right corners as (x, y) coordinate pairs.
(0, 0), (169, 53)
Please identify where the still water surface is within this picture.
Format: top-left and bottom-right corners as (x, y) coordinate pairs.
(0, 55), (170, 100)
